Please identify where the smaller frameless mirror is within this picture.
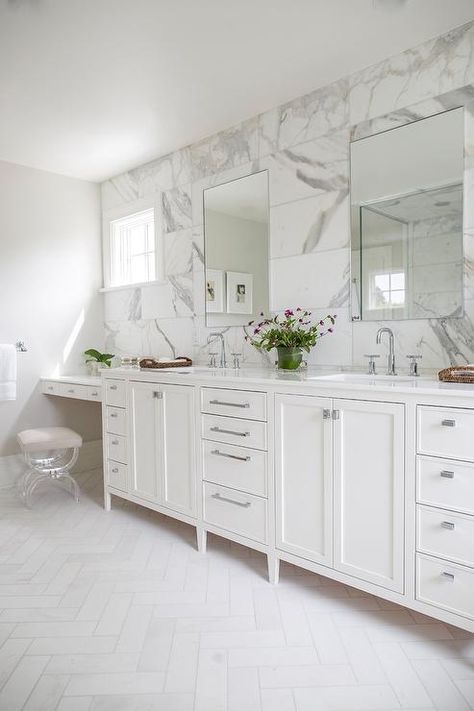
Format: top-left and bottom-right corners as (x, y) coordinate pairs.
(350, 107), (464, 321)
(204, 170), (269, 328)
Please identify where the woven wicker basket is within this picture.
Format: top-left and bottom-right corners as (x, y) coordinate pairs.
(438, 365), (474, 383)
(139, 356), (192, 370)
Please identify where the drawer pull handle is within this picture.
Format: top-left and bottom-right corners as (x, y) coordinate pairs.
(48, 386), (53, 391)
(153, 391), (163, 399)
(441, 571), (455, 581)
(441, 521), (455, 530)
(440, 470), (455, 479)
(209, 399), (250, 409)
(111, 439), (119, 445)
(211, 449), (250, 462)
(210, 426), (250, 438)
(110, 385), (118, 391)
(211, 492), (251, 508)
(111, 468), (119, 473)
(441, 419), (456, 427)
(68, 389), (75, 393)
(110, 413), (118, 418)
(91, 391), (98, 396)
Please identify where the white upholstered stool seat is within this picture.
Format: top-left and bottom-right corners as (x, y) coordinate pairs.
(17, 427), (82, 453)
(17, 426), (82, 506)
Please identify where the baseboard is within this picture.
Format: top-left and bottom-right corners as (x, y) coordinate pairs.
(0, 439), (103, 489)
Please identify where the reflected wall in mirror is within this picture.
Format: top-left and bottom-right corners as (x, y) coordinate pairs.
(351, 108), (464, 321)
(204, 170), (269, 327)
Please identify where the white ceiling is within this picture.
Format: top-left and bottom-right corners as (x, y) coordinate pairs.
(0, 0), (473, 183)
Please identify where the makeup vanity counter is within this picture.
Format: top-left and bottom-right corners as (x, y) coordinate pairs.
(95, 365), (474, 633)
(41, 374), (102, 402)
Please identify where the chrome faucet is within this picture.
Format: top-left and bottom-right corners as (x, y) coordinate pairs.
(207, 332), (226, 368)
(376, 327), (396, 375)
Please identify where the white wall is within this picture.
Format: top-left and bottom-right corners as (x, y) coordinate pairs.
(0, 160), (104, 456)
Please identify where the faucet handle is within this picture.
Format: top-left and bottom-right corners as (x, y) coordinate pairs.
(208, 352), (218, 368)
(406, 354), (422, 376)
(231, 352), (242, 369)
(364, 354), (380, 375)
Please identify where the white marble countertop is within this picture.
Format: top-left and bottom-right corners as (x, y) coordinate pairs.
(41, 374), (102, 387)
(98, 365), (474, 398)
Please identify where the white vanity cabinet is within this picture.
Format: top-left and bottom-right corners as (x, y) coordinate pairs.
(333, 399), (405, 593)
(275, 394), (333, 566)
(128, 381), (196, 517)
(275, 394), (405, 594)
(103, 375), (197, 534)
(199, 386), (273, 574)
(98, 369), (474, 632)
(415, 405), (474, 622)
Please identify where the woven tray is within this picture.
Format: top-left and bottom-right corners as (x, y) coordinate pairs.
(438, 365), (474, 383)
(139, 356), (192, 370)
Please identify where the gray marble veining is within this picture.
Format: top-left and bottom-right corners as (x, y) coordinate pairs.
(101, 20), (474, 370)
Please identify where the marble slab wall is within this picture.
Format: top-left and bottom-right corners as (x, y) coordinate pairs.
(102, 20), (474, 371)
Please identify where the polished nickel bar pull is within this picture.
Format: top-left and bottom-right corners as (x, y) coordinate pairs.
(211, 449), (250, 462)
(109, 384), (118, 390)
(209, 399), (250, 408)
(91, 391), (99, 396)
(440, 470), (455, 479)
(110, 412), (118, 418)
(441, 521), (455, 530)
(441, 419), (456, 427)
(211, 492), (251, 508)
(153, 391), (163, 399)
(68, 389), (75, 393)
(111, 439), (119, 445)
(323, 409), (331, 419)
(441, 571), (455, 581)
(210, 426), (250, 437)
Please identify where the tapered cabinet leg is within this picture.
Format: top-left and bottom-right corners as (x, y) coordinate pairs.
(196, 526), (207, 553)
(267, 554), (280, 585)
(104, 490), (112, 512)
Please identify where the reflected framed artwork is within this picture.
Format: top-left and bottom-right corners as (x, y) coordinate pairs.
(226, 271), (253, 314)
(206, 269), (225, 313)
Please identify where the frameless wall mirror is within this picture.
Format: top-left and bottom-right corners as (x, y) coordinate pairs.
(350, 107), (464, 322)
(204, 170), (269, 327)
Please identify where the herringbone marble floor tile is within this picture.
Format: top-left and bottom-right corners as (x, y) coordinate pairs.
(0, 469), (472, 710)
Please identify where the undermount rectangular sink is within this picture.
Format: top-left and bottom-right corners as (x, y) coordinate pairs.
(308, 373), (422, 385)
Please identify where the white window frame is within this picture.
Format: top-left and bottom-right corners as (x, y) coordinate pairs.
(101, 197), (164, 292)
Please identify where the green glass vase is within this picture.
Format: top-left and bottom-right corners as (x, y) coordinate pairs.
(277, 347), (303, 370)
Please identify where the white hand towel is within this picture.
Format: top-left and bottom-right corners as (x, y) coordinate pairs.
(0, 344), (17, 401)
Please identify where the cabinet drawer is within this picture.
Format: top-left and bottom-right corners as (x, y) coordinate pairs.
(416, 554), (474, 621)
(88, 385), (102, 402)
(201, 388), (266, 421)
(58, 383), (89, 400)
(203, 482), (267, 544)
(106, 460), (128, 492)
(417, 406), (474, 461)
(106, 406), (127, 436)
(42, 380), (58, 395)
(202, 440), (267, 497)
(416, 456), (474, 516)
(417, 506), (474, 568)
(202, 414), (267, 451)
(106, 433), (127, 464)
(105, 379), (126, 408)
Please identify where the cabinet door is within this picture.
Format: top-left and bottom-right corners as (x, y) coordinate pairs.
(129, 382), (162, 502)
(160, 384), (196, 517)
(275, 394), (333, 566)
(333, 399), (404, 593)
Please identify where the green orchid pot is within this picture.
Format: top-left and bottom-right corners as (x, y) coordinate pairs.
(277, 347), (303, 370)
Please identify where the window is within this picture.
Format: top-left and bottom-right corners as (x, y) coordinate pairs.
(370, 271), (405, 309)
(109, 208), (155, 288)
